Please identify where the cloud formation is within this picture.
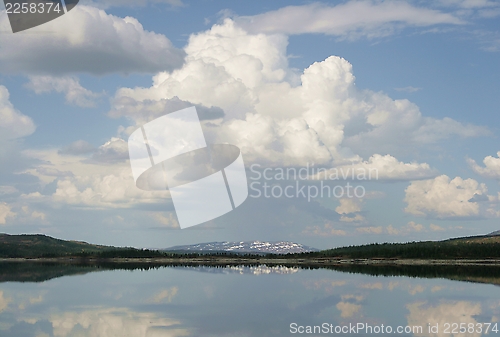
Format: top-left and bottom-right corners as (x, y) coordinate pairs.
(111, 19), (482, 181)
(236, 2), (464, 39)
(26, 76), (102, 107)
(110, 96), (225, 125)
(468, 152), (500, 179)
(404, 175), (487, 218)
(312, 155), (438, 181)
(336, 301), (362, 318)
(50, 308), (189, 337)
(22, 148), (169, 208)
(0, 86), (36, 140)
(149, 287), (179, 303)
(0, 6), (185, 75)
(407, 301), (482, 337)
(59, 140), (96, 155)
(356, 221), (427, 236)
(302, 222), (347, 237)
(386, 221), (424, 235)
(0, 202), (16, 225)
(86, 138), (129, 164)
(152, 212), (180, 229)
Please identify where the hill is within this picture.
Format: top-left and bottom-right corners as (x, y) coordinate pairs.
(306, 234), (500, 259)
(0, 234), (165, 258)
(0, 234), (115, 258)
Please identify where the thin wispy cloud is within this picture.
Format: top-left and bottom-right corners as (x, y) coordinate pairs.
(236, 1), (465, 39)
(395, 86), (422, 93)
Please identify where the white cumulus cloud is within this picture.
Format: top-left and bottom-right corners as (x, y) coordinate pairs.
(404, 175), (487, 218)
(111, 19), (482, 180)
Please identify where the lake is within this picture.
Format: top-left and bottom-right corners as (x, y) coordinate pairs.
(0, 263), (499, 336)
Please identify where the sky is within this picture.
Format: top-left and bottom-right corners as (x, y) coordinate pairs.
(0, 0), (499, 249)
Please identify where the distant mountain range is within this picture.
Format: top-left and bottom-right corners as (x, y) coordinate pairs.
(0, 234), (319, 257)
(164, 241), (319, 254)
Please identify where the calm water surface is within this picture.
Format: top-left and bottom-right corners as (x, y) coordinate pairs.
(0, 264), (499, 336)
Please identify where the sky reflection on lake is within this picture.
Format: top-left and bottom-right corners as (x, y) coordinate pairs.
(0, 265), (499, 337)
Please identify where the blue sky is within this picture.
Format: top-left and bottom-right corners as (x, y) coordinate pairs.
(0, 0), (499, 249)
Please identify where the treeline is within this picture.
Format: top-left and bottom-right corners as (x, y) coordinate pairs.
(76, 249), (267, 259)
(300, 240), (500, 259)
(0, 246), (268, 259)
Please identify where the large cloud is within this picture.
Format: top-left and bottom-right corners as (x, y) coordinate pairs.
(0, 6), (185, 75)
(404, 175), (488, 218)
(236, 2), (464, 39)
(111, 19), (483, 179)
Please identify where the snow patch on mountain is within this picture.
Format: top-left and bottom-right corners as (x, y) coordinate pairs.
(165, 241), (319, 254)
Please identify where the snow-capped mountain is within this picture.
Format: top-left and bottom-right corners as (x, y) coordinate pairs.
(164, 241), (319, 254)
